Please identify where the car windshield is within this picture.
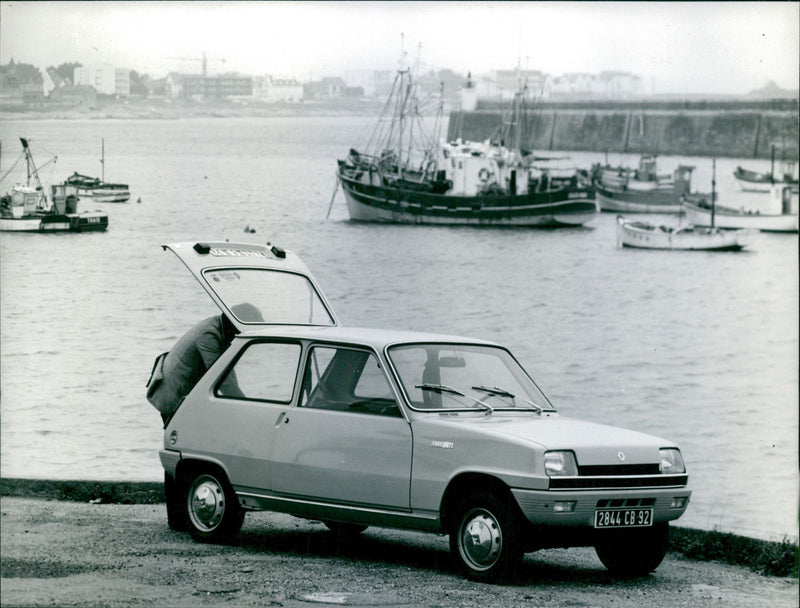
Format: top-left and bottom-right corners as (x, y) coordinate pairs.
(388, 343), (554, 412)
(202, 268), (335, 326)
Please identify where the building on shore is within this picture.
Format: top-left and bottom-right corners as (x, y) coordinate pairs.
(74, 63), (130, 97)
(253, 75), (303, 103)
(165, 72), (253, 100)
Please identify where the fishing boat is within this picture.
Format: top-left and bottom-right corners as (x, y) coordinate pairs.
(617, 160), (749, 250)
(0, 138), (109, 233)
(64, 139), (130, 203)
(594, 155), (695, 214)
(733, 146), (798, 193)
(682, 182), (798, 233)
(593, 154), (670, 190)
(334, 64), (596, 227)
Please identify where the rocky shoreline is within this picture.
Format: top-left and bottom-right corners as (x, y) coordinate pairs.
(1, 477), (795, 578)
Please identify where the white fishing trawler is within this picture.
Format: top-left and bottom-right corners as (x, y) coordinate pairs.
(335, 59), (596, 227)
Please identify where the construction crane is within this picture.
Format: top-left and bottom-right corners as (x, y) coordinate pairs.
(166, 52), (225, 77)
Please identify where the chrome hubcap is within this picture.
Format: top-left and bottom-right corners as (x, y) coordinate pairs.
(459, 508), (503, 570)
(189, 476), (225, 531)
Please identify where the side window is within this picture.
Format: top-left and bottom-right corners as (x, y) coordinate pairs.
(215, 341), (301, 403)
(300, 346), (401, 417)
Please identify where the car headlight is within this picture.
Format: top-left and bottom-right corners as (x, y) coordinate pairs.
(659, 448), (685, 474)
(544, 451), (578, 477)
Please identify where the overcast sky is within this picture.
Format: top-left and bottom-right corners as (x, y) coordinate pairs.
(1, 1), (798, 94)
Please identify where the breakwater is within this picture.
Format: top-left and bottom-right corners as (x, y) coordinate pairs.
(447, 100), (799, 160)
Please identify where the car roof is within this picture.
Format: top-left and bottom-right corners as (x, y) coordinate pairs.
(234, 324), (499, 351)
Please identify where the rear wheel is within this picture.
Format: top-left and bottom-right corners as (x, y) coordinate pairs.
(164, 472), (189, 531)
(595, 522), (669, 576)
(185, 469), (244, 542)
(449, 491), (523, 583)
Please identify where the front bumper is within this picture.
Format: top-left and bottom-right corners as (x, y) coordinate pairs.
(511, 486), (691, 527)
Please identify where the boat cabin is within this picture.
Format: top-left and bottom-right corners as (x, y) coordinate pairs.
(769, 183), (799, 215)
(51, 184), (80, 214)
(438, 139), (530, 197)
(7, 186), (46, 218)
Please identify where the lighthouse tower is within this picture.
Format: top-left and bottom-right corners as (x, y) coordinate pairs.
(460, 72), (478, 112)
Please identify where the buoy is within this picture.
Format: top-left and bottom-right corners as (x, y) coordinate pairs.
(136, 197), (141, 204)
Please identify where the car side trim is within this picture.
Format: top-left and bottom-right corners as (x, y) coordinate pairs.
(236, 490), (441, 532)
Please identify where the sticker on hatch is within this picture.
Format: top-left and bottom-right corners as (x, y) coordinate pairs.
(208, 248), (269, 258)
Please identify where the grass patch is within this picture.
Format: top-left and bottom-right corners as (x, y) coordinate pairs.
(670, 525), (798, 578)
(0, 478), (164, 504)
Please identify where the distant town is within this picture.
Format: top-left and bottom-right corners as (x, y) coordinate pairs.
(2, 55), (797, 115)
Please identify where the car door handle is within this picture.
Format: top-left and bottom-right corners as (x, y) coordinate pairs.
(275, 412), (289, 427)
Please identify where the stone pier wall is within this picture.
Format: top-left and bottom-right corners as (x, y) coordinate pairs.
(446, 107), (799, 159)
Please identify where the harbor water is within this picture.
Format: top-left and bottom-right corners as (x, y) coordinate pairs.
(0, 116), (797, 542)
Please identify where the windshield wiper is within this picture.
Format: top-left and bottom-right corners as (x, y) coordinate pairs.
(416, 383), (494, 415)
(472, 385), (544, 414)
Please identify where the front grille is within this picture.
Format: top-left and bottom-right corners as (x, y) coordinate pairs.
(549, 474), (688, 490)
(596, 498), (656, 508)
(579, 463), (660, 476)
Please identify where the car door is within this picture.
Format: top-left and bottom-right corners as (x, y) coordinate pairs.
(271, 344), (413, 509)
(172, 338), (303, 493)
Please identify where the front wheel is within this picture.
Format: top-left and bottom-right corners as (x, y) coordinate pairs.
(449, 492), (523, 583)
(594, 522), (669, 576)
(185, 470), (244, 543)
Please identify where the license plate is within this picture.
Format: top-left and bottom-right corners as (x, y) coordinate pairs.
(594, 508), (653, 528)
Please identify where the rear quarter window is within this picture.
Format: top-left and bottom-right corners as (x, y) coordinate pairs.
(216, 341), (301, 403)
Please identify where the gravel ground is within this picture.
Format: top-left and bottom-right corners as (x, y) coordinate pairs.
(1, 497), (796, 608)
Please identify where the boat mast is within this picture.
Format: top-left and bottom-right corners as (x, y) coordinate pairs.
(101, 138), (105, 182)
(711, 158), (716, 228)
(770, 145), (775, 184)
(20, 138), (44, 191)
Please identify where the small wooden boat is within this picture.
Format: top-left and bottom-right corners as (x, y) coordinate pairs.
(616, 217), (749, 251)
(64, 139), (130, 203)
(682, 183), (798, 233)
(64, 172), (131, 203)
(617, 160), (749, 251)
(733, 147), (798, 193)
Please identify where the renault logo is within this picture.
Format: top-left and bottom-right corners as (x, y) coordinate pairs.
(617, 451), (626, 462)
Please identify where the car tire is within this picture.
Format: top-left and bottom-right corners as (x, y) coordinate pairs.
(185, 469), (244, 543)
(165, 472), (189, 531)
(594, 522), (669, 576)
(449, 491), (524, 583)
(323, 521), (368, 536)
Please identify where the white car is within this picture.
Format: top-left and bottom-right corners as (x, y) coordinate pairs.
(158, 241), (691, 582)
